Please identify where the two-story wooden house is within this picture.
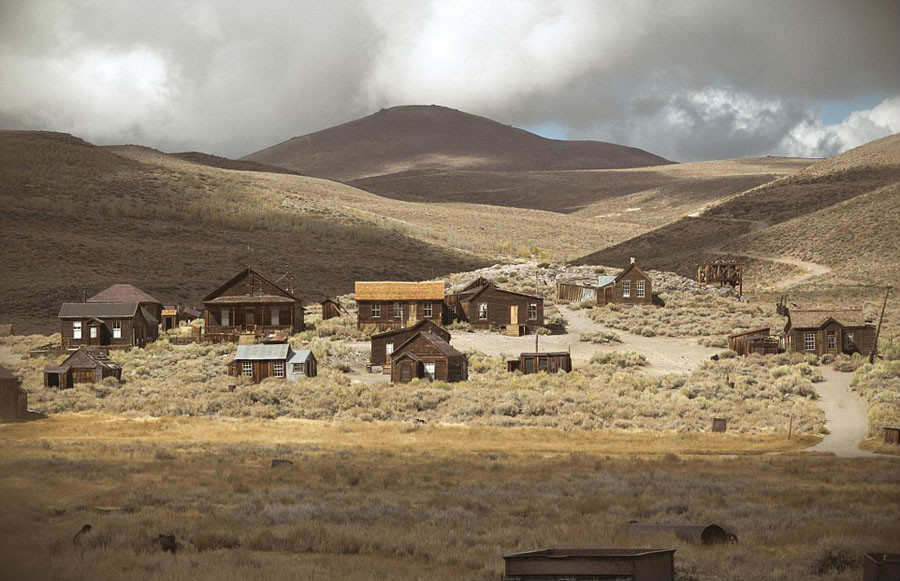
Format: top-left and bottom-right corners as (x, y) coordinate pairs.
(58, 302), (157, 349)
(445, 277), (544, 334)
(354, 281), (446, 332)
(87, 284), (163, 341)
(202, 267), (305, 342)
(784, 309), (875, 356)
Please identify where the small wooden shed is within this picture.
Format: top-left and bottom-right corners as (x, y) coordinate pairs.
(727, 327), (779, 356)
(320, 299), (345, 321)
(43, 349), (122, 389)
(507, 352), (572, 374)
(503, 549), (675, 581)
(884, 427), (900, 446)
(390, 331), (467, 383)
(0, 365), (27, 423)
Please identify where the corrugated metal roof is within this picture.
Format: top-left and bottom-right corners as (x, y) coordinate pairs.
(288, 349), (313, 363)
(354, 281), (445, 301)
(59, 302), (139, 318)
(790, 309), (867, 329)
(88, 284), (161, 304)
(234, 343), (291, 360)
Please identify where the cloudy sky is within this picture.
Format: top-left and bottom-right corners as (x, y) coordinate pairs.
(1, 0), (898, 161)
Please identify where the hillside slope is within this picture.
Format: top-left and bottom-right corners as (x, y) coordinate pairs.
(0, 131), (488, 333)
(243, 105), (672, 181)
(576, 134), (900, 279)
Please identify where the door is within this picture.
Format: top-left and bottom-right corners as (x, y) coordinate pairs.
(245, 309), (255, 330)
(400, 362), (412, 382)
(408, 303), (417, 324)
(524, 357), (534, 374)
(510, 304), (518, 325)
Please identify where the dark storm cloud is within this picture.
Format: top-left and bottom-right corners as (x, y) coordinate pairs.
(1, 0), (897, 160)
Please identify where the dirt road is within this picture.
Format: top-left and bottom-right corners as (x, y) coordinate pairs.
(713, 249), (831, 289)
(810, 367), (875, 457)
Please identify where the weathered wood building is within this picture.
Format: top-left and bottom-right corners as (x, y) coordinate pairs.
(784, 309), (876, 356)
(58, 302), (157, 349)
(390, 331), (467, 383)
(355, 281), (446, 332)
(203, 267), (305, 342)
(87, 284), (163, 341)
(727, 327), (780, 356)
(507, 352), (572, 374)
(43, 349), (122, 389)
(503, 549), (675, 581)
(556, 260), (653, 306)
(320, 299), (346, 321)
(446, 277), (544, 334)
(0, 365), (27, 423)
(370, 319), (451, 372)
(228, 343), (317, 383)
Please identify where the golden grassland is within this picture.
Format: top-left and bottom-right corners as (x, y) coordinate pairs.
(0, 414), (897, 581)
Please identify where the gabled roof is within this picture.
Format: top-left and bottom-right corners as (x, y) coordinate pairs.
(728, 327), (770, 338)
(234, 343), (291, 361)
(614, 261), (650, 283)
(354, 281), (445, 301)
(288, 349), (314, 364)
(788, 309), (868, 329)
(371, 318), (451, 341)
(392, 331), (463, 360)
(596, 275), (617, 288)
(456, 282), (542, 302)
(88, 284), (161, 305)
(59, 302), (140, 319)
(56, 349), (121, 371)
(203, 267), (300, 303)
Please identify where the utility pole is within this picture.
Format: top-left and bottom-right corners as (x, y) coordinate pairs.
(870, 286), (892, 364)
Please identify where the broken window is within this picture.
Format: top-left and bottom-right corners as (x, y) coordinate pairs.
(478, 302), (488, 319)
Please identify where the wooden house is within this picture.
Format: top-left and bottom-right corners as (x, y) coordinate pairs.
(446, 277), (544, 334)
(784, 309), (875, 356)
(320, 299), (345, 321)
(228, 343), (317, 383)
(390, 331), (467, 383)
(58, 302), (157, 349)
(87, 284), (162, 340)
(557, 259), (653, 306)
(43, 349), (122, 389)
(203, 267), (305, 342)
(370, 319), (451, 372)
(728, 327), (780, 356)
(355, 281), (446, 332)
(0, 365), (27, 423)
(507, 352), (572, 374)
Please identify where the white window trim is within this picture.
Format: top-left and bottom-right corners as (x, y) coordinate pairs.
(636, 280), (645, 299)
(242, 361), (253, 376)
(273, 361), (285, 378)
(622, 280), (631, 298)
(113, 320), (122, 339)
(394, 302), (403, 319)
(424, 362), (436, 380)
(292, 362), (304, 373)
(804, 332), (815, 351)
(385, 342), (394, 355)
(423, 302), (433, 317)
(528, 303), (537, 320)
(73, 321), (82, 340)
(90, 326), (98, 339)
(478, 302), (488, 319)
(827, 332), (835, 349)
(372, 303), (380, 318)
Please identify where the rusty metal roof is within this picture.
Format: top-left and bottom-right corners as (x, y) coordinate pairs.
(88, 284), (161, 304)
(354, 281), (445, 301)
(789, 309), (867, 329)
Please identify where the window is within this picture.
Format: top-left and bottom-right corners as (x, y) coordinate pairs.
(528, 303), (537, 320)
(273, 361), (285, 378)
(242, 361), (253, 376)
(423, 302), (433, 317)
(424, 362), (435, 380)
(636, 280), (645, 299)
(827, 332), (836, 350)
(538, 357), (548, 371)
(804, 332), (815, 351)
(394, 302), (403, 318)
(385, 342), (394, 355)
(622, 280), (631, 298)
(372, 303), (381, 318)
(73, 321), (82, 339)
(221, 309), (230, 327)
(478, 302), (488, 319)
(90, 326), (98, 339)
(844, 332), (855, 350)
(293, 362), (304, 374)
(270, 307), (279, 326)
(113, 320), (121, 339)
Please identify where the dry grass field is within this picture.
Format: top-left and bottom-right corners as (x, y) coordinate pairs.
(0, 415), (897, 581)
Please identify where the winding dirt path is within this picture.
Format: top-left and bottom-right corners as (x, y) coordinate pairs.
(810, 367), (875, 457)
(712, 249), (831, 289)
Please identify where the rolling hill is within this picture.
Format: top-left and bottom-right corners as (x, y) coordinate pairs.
(242, 105), (673, 181)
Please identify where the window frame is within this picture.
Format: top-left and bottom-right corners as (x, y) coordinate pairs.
(478, 302), (488, 319)
(371, 303), (381, 318)
(528, 303), (537, 320)
(273, 361), (285, 378)
(622, 280), (631, 298)
(827, 332), (836, 350)
(73, 321), (82, 339)
(394, 302), (403, 319)
(385, 341), (394, 355)
(636, 280), (645, 299)
(90, 326), (98, 339)
(112, 320), (122, 339)
(423, 302), (433, 318)
(804, 332), (815, 351)
(241, 361), (253, 376)
(270, 307), (280, 326)
(292, 362), (304, 374)
(424, 362), (436, 380)
(221, 309), (231, 327)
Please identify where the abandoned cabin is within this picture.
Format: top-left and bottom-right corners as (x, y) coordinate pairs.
(229, 343), (317, 383)
(556, 259), (652, 306)
(727, 327), (780, 356)
(354, 281), (446, 332)
(784, 309), (876, 356)
(502, 549), (675, 581)
(370, 319), (451, 373)
(0, 365), (27, 423)
(320, 298), (345, 321)
(390, 331), (467, 383)
(87, 284), (163, 341)
(58, 302), (158, 349)
(43, 349), (122, 389)
(445, 277), (544, 335)
(202, 267), (305, 342)
(507, 352), (572, 374)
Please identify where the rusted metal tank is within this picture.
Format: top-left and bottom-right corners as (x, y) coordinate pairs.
(503, 548), (675, 581)
(629, 522), (738, 545)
